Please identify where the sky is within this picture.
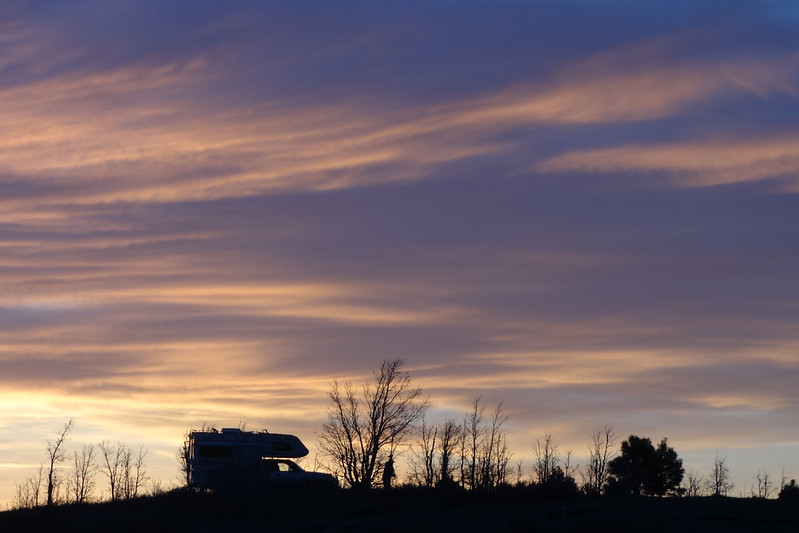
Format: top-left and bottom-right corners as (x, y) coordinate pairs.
(1, 0), (799, 505)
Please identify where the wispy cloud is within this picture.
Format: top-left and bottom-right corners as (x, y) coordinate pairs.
(3, 27), (797, 223)
(537, 136), (799, 188)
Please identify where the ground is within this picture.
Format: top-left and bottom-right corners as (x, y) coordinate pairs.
(2, 487), (798, 532)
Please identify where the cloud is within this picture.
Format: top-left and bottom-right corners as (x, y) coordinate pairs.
(3, 12), (798, 224)
(537, 136), (799, 188)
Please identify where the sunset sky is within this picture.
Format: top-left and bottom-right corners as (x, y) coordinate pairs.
(2, 1), (798, 505)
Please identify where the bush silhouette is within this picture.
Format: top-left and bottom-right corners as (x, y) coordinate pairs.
(606, 436), (684, 496)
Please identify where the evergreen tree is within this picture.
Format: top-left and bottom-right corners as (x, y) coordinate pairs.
(607, 435), (683, 496)
(650, 438), (684, 496)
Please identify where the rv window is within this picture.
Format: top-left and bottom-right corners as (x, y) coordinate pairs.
(272, 441), (292, 452)
(198, 445), (233, 458)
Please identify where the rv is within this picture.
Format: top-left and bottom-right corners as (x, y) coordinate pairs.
(187, 428), (336, 489)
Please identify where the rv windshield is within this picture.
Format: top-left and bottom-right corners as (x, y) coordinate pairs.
(262, 459), (304, 473)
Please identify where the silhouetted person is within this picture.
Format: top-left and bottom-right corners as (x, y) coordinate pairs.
(382, 456), (396, 489)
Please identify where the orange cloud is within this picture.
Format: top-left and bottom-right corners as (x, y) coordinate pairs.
(536, 136), (799, 188)
(3, 45), (797, 225)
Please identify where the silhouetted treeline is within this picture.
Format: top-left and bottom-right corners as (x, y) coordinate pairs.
(340, 362), (799, 502)
(10, 360), (796, 510)
(11, 420), (156, 509)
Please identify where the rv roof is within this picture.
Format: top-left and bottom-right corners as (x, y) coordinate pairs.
(188, 429), (309, 458)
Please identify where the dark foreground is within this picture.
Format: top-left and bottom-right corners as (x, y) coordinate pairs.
(2, 487), (799, 533)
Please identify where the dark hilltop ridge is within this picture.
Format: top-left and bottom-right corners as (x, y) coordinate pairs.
(2, 486), (799, 533)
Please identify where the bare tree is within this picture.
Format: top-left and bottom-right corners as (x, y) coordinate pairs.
(318, 359), (428, 489)
(534, 432), (559, 485)
(147, 478), (166, 496)
(46, 419), (74, 506)
(514, 459), (526, 487)
(530, 432), (580, 496)
(455, 397), (511, 491)
(68, 444), (97, 503)
(12, 479), (35, 509)
(753, 469), (773, 499)
(177, 431), (192, 487)
(582, 425), (616, 495)
(99, 441), (124, 501)
(479, 402), (510, 490)
(12, 465), (45, 509)
(408, 416), (438, 487)
(99, 441), (149, 501)
(32, 465), (45, 506)
(685, 470), (705, 497)
(564, 449), (576, 481)
(460, 396), (485, 490)
(708, 453), (734, 496)
(178, 423), (217, 487)
(438, 418), (461, 486)
(121, 444), (148, 499)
